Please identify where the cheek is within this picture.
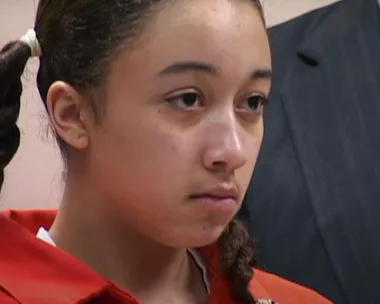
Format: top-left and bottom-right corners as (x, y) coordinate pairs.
(89, 116), (193, 204)
(89, 122), (202, 242)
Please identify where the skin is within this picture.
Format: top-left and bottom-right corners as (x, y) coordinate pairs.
(46, 0), (271, 303)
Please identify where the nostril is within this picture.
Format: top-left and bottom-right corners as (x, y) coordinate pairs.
(209, 161), (231, 174)
(211, 160), (226, 168)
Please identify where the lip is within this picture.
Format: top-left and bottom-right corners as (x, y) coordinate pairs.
(190, 184), (239, 201)
(189, 184), (240, 214)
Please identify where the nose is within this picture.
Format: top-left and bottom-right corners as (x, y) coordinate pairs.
(202, 112), (247, 174)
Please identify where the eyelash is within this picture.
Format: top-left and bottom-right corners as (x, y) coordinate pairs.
(165, 90), (204, 110)
(165, 90), (267, 115)
(238, 94), (267, 115)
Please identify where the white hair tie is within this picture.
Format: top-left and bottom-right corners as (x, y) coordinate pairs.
(20, 29), (42, 58)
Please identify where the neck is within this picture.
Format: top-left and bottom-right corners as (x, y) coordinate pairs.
(49, 183), (206, 302)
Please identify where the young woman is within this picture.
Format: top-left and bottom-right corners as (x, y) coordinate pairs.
(0, 1), (332, 303)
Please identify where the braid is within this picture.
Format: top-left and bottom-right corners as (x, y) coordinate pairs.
(219, 219), (257, 304)
(0, 41), (31, 192)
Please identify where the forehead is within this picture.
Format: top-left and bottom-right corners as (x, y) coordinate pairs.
(111, 0), (270, 80)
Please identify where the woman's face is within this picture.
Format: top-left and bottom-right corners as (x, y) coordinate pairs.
(83, 0), (271, 247)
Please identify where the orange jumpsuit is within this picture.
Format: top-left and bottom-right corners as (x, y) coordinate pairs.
(0, 210), (332, 304)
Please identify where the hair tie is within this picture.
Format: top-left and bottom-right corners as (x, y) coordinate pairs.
(20, 29), (42, 58)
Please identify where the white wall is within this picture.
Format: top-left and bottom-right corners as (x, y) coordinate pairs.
(0, 0), (340, 209)
(262, 0), (340, 26)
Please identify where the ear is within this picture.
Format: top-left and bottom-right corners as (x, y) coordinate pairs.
(46, 81), (91, 150)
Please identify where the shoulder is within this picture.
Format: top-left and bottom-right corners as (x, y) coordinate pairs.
(250, 269), (333, 304)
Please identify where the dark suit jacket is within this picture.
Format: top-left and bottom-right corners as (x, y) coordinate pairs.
(240, 0), (380, 303)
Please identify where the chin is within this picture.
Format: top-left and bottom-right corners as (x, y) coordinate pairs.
(173, 224), (227, 248)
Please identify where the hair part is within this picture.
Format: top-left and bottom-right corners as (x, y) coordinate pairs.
(0, 1), (264, 303)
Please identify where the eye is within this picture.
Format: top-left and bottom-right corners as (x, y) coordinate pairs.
(240, 94), (267, 115)
(165, 91), (203, 110)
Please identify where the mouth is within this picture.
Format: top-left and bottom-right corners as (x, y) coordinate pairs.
(190, 184), (239, 200)
(189, 193), (238, 202)
(189, 184), (240, 213)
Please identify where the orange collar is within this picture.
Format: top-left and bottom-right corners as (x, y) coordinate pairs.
(0, 209), (269, 304)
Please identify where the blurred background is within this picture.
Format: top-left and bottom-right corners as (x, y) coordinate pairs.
(0, 0), (340, 209)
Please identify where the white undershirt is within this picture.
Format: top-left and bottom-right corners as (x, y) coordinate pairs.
(36, 227), (210, 293)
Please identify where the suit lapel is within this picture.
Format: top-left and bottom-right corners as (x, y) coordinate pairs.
(281, 0), (380, 302)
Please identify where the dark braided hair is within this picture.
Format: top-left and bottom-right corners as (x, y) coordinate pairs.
(0, 1), (265, 303)
(0, 41), (31, 193)
(220, 220), (258, 303)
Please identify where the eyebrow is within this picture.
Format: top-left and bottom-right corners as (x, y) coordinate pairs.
(251, 69), (272, 80)
(158, 60), (272, 81)
(158, 61), (217, 76)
